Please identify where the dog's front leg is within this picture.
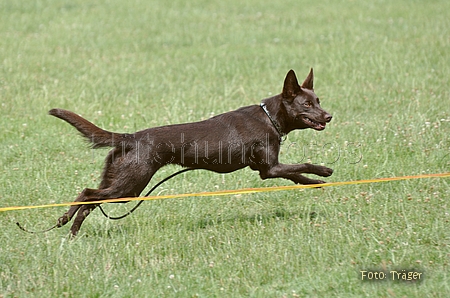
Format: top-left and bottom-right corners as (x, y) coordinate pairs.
(259, 163), (333, 185)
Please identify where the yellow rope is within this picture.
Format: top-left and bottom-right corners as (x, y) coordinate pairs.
(1, 172), (449, 212)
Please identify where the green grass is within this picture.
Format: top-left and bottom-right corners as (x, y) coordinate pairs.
(1, 0), (449, 296)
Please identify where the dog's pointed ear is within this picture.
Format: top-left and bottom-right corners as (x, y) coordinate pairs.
(282, 69), (301, 100)
(301, 68), (314, 90)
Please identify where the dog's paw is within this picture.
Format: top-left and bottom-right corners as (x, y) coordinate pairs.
(319, 166), (333, 177)
(56, 213), (70, 227)
(301, 178), (326, 186)
(306, 180), (326, 189)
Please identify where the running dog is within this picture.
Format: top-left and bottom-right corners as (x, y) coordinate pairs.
(49, 68), (333, 235)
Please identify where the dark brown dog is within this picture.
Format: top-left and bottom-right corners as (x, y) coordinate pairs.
(50, 69), (333, 236)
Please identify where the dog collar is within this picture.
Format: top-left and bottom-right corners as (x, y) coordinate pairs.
(260, 102), (286, 143)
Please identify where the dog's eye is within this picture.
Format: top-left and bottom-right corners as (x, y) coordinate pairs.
(317, 98), (320, 104)
(303, 102), (311, 108)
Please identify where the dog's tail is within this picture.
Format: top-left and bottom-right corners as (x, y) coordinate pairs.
(49, 109), (126, 148)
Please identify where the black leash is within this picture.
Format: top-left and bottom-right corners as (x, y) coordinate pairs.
(17, 168), (196, 233)
(16, 222), (59, 234)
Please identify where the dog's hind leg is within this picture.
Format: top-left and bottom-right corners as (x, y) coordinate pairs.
(58, 142), (163, 235)
(56, 188), (99, 228)
(68, 164), (161, 235)
(70, 204), (98, 236)
(62, 187), (140, 236)
(67, 184), (150, 236)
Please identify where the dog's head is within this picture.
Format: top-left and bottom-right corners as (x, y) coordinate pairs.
(281, 69), (332, 131)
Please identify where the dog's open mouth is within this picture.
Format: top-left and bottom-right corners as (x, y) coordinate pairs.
(302, 116), (326, 130)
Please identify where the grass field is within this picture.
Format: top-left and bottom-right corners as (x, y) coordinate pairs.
(1, 0), (449, 296)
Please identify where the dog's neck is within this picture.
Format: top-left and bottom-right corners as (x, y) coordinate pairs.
(260, 102), (285, 142)
(260, 96), (289, 143)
